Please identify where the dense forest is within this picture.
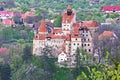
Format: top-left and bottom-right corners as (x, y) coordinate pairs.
(1, 0), (120, 10)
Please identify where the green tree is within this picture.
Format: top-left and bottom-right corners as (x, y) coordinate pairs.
(40, 46), (56, 80)
(22, 44), (32, 62)
(19, 6), (30, 13)
(54, 15), (62, 27)
(34, 9), (41, 16)
(0, 63), (11, 80)
(74, 47), (81, 77)
(77, 52), (120, 80)
(109, 14), (120, 18)
(17, 39), (25, 44)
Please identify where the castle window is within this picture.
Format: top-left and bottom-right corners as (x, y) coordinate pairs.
(74, 43), (75, 45)
(88, 39), (89, 41)
(88, 44), (90, 46)
(77, 43), (79, 45)
(84, 44), (86, 46)
(84, 39), (86, 41)
(76, 38), (77, 41)
(82, 44), (83, 47)
(89, 49), (91, 52)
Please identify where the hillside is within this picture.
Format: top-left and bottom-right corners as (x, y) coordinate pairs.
(1, 0), (120, 11)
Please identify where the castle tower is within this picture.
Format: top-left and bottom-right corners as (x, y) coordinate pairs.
(38, 20), (48, 35)
(33, 20), (48, 56)
(67, 5), (72, 15)
(62, 5), (76, 35)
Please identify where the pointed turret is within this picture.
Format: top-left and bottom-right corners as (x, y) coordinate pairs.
(67, 5), (72, 10)
(38, 20), (47, 32)
(67, 5), (72, 15)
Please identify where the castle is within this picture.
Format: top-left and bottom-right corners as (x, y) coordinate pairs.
(33, 5), (99, 64)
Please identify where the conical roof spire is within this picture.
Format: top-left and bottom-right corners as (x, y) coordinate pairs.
(38, 20), (47, 32)
(67, 5), (72, 10)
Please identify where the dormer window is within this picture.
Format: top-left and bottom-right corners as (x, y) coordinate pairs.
(6, 14), (9, 17)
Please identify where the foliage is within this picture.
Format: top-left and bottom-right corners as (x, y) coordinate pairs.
(22, 44), (32, 62)
(77, 52), (120, 80)
(108, 14), (120, 18)
(34, 9), (41, 16)
(0, 63), (11, 80)
(53, 15), (62, 27)
(19, 6), (30, 13)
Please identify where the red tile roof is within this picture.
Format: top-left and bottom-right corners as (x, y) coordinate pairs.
(102, 6), (120, 11)
(99, 31), (115, 40)
(81, 20), (98, 28)
(62, 13), (74, 23)
(34, 36), (39, 40)
(39, 34), (46, 40)
(71, 36), (81, 38)
(0, 11), (14, 17)
(67, 5), (72, 10)
(47, 33), (66, 39)
(3, 19), (15, 25)
(34, 34), (46, 40)
(53, 28), (62, 33)
(52, 36), (66, 39)
(38, 20), (48, 32)
(72, 23), (80, 35)
(66, 34), (71, 41)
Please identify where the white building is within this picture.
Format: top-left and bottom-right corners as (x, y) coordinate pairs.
(33, 5), (99, 64)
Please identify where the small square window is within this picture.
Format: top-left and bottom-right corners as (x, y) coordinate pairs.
(89, 49), (91, 52)
(88, 44), (90, 46)
(84, 44), (86, 46)
(88, 39), (89, 41)
(82, 44), (83, 47)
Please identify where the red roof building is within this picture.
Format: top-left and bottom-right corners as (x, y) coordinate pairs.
(0, 11), (14, 19)
(38, 20), (47, 33)
(81, 20), (99, 28)
(99, 31), (117, 40)
(33, 5), (99, 64)
(67, 5), (72, 10)
(102, 6), (120, 14)
(62, 13), (75, 23)
(3, 19), (15, 26)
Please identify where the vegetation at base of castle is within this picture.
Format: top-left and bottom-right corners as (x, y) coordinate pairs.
(0, 42), (120, 80)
